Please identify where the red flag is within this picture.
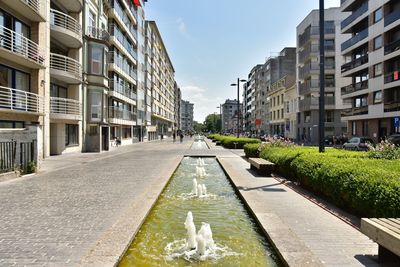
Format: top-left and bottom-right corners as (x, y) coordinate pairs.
(133, 0), (141, 6)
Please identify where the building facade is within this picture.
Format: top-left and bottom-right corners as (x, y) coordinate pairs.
(284, 82), (299, 140)
(297, 8), (350, 144)
(340, 0), (400, 141)
(180, 100), (193, 132)
(222, 99), (242, 134)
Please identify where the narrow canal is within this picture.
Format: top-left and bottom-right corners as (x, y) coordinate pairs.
(119, 156), (280, 266)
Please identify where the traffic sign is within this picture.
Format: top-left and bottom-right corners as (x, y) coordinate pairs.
(395, 117), (400, 128)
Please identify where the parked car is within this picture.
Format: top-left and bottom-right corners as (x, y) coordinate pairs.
(387, 134), (400, 146)
(342, 137), (374, 151)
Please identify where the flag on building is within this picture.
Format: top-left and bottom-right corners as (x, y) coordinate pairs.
(133, 0), (141, 6)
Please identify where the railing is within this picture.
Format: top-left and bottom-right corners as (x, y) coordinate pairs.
(384, 101), (400, 112)
(0, 141), (16, 173)
(50, 97), (81, 116)
(385, 9), (400, 27)
(341, 28), (368, 51)
(0, 86), (44, 113)
(109, 79), (137, 100)
(50, 53), (82, 80)
(342, 106), (368, 117)
(20, 140), (35, 173)
(384, 70), (400, 84)
(341, 54), (368, 73)
(341, 2), (368, 29)
(384, 39), (400, 55)
(108, 51), (137, 79)
(299, 80), (335, 95)
(108, 106), (136, 121)
(109, 0), (137, 40)
(50, 9), (82, 37)
(21, 0), (42, 16)
(87, 26), (110, 41)
(109, 24), (136, 58)
(341, 80), (368, 95)
(299, 26), (335, 47)
(0, 25), (45, 66)
(299, 96), (335, 111)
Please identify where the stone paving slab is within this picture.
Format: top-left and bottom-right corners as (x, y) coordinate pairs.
(218, 156), (380, 267)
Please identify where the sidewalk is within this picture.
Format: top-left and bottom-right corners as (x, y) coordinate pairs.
(218, 155), (380, 267)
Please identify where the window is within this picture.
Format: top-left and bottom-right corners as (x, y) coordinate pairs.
(352, 121), (357, 136)
(326, 111), (334, 122)
(374, 63), (382, 77)
(355, 95), (368, 107)
(374, 8), (383, 23)
(0, 120), (24, 128)
(373, 91), (382, 104)
(281, 108), (284, 118)
(374, 35), (382, 50)
(0, 64), (30, 91)
(324, 39), (335, 51)
(65, 124), (78, 146)
(50, 84), (67, 98)
(90, 46), (103, 75)
(88, 10), (96, 28)
(90, 92), (102, 121)
(326, 57), (335, 69)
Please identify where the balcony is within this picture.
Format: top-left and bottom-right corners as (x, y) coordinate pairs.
(385, 9), (400, 27)
(50, 53), (82, 84)
(341, 80), (368, 95)
(384, 70), (400, 84)
(341, 2), (368, 30)
(384, 39), (400, 55)
(341, 28), (368, 51)
(342, 106), (368, 117)
(108, 106), (136, 125)
(50, 97), (81, 120)
(299, 96), (335, 112)
(0, 86), (44, 115)
(50, 9), (82, 48)
(86, 26), (110, 42)
(0, 26), (45, 68)
(341, 55), (368, 73)
(109, 79), (137, 102)
(384, 101), (400, 112)
(58, 0), (82, 13)
(3, 0), (45, 22)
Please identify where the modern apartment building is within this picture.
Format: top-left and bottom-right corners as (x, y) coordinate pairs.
(145, 21), (175, 139)
(222, 99), (242, 134)
(297, 8), (350, 144)
(174, 82), (181, 132)
(180, 100), (193, 132)
(243, 64), (263, 133)
(341, 0), (400, 140)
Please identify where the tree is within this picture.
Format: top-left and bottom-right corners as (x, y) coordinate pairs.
(193, 121), (205, 133)
(204, 113), (221, 133)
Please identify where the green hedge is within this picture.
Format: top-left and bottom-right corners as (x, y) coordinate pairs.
(260, 146), (400, 217)
(244, 143), (261, 158)
(221, 136), (261, 149)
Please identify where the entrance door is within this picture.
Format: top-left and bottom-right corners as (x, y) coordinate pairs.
(102, 126), (109, 151)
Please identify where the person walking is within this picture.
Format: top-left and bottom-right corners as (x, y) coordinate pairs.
(180, 133), (184, 143)
(173, 132), (176, 142)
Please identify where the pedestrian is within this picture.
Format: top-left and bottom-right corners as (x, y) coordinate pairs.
(173, 132), (176, 142)
(161, 133), (163, 141)
(180, 133), (184, 143)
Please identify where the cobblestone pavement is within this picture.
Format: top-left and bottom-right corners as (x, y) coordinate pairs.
(0, 139), (191, 266)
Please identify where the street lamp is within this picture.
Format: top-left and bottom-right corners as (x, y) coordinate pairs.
(230, 78), (246, 138)
(319, 0), (325, 153)
(216, 105), (221, 133)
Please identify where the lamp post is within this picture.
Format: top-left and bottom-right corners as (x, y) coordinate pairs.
(213, 112), (217, 133)
(216, 105), (221, 133)
(230, 78), (246, 138)
(319, 0), (325, 153)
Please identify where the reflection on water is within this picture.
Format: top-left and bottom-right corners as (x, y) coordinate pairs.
(119, 157), (281, 267)
(191, 136), (209, 150)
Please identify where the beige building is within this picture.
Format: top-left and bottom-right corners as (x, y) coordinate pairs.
(284, 82), (299, 140)
(145, 21), (175, 139)
(341, 0), (400, 140)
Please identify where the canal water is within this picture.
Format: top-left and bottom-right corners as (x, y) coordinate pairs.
(119, 157), (280, 266)
(190, 136), (209, 150)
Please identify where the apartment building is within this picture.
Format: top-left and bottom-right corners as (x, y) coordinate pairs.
(180, 100), (193, 132)
(243, 64), (262, 133)
(297, 8), (350, 144)
(174, 82), (181, 132)
(284, 82), (299, 140)
(341, 0), (400, 140)
(145, 21), (175, 139)
(222, 99), (242, 134)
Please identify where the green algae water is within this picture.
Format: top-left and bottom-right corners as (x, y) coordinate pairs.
(119, 157), (280, 267)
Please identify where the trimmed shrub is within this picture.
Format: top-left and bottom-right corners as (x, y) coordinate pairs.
(260, 146), (400, 217)
(220, 136), (261, 149)
(244, 143), (261, 158)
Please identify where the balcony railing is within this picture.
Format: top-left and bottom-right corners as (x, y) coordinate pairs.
(384, 70), (400, 84)
(21, 0), (42, 16)
(299, 80), (335, 95)
(342, 106), (368, 117)
(108, 106), (136, 121)
(0, 25), (45, 66)
(50, 97), (81, 116)
(50, 53), (82, 81)
(0, 86), (44, 114)
(341, 28), (368, 51)
(299, 96), (335, 111)
(298, 26), (335, 47)
(385, 9), (400, 27)
(50, 9), (82, 37)
(109, 79), (137, 101)
(341, 55), (368, 73)
(384, 38), (400, 55)
(384, 101), (400, 112)
(108, 51), (137, 79)
(341, 80), (368, 95)
(341, 2), (368, 30)
(87, 26), (110, 41)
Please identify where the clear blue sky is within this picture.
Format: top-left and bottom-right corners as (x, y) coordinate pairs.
(146, 0), (341, 122)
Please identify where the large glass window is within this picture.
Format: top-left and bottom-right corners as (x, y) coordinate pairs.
(50, 83), (67, 98)
(90, 91), (102, 121)
(65, 124), (78, 146)
(91, 46), (102, 75)
(0, 64), (30, 91)
(374, 35), (382, 50)
(374, 8), (383, 23)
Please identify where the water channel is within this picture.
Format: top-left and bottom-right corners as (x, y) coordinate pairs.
(119, 140), (280, 266)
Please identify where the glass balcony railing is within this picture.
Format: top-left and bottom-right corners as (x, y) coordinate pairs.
(341, 54), (368, 73)
(109, 24), (137, 59)
(109, 79), (137, 101)
(108, 51), (137, 80)
(87, 26), (110, 41)
(385, 9), (400, 27)
(341, 2), (368, 30)
(384, 70), (400, 84)
(384, 38), (400, 55)
(341, 28), (368, 51)
(108, 106), (136, 121)
(342, 106), (368, 117)
(341, 80), (368, 95)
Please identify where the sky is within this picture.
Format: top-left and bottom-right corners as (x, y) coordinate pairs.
(145, 0), (341, 122)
